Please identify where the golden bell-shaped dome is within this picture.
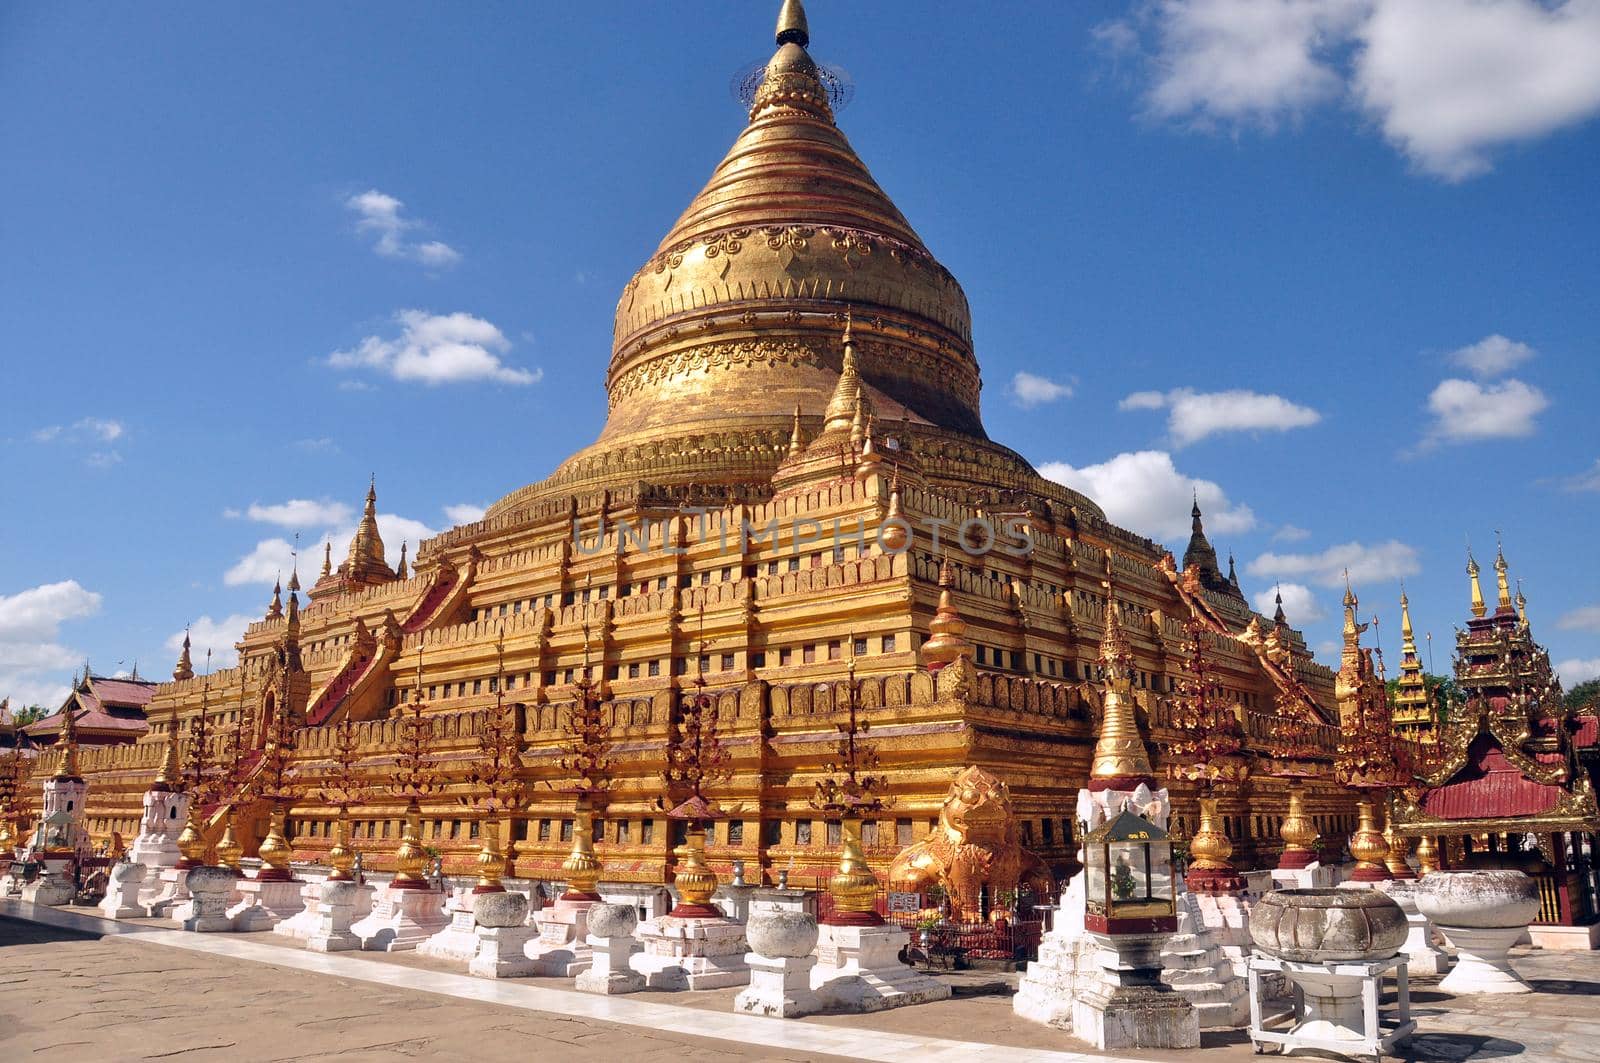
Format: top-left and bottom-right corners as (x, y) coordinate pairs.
(486, 1), (1104, 522)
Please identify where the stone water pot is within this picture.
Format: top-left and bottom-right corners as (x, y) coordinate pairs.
(1414, 870), (1538, 995)
(746, 910), (818, 960)
(1250, 888), (1407, 962)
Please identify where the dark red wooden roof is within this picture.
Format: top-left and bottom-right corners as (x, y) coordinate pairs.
(1421, 733), (1564, 820)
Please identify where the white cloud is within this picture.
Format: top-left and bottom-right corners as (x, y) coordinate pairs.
(1272, 524), (1311, 543)
(166, 614), (254, 671)
(1557, 657), (1600, 687)
(1011, 371), (1073, 407)
(85, 450), (123, 469)
(238, 499), (354, 528)
(31, 418), (128, 467)
(346, 189), (462, 267)
(225, 538), (298, 587)
(0, 580), (102, 711)
(1424, 377), (1548, 444)
(1446, 334), (1535, 378)
(1120, 387), (1322, 446)
(1247, 539), (1420, 587)
(1040, 450), (1255, 542)
(1353, 0), (1600, 180)
(1251, 581), (1326, 623)
(1557, 605), (1600, 633)
(1105, 0), (1600, 180)
(1559, 459), (1600, 493)
(329, 310), (540, 387)
(444, 503), (487, 524)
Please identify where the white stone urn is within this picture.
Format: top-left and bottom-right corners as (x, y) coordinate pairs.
(746, 910), (818, 959)
(1413, 870), (1539, 995)
(1250, 889), (1407, 1046)
(586, 902), (638, 939)
(473, 891), (529, 928)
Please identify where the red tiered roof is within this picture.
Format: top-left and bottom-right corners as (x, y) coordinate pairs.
(1421, 734), (1564, 820)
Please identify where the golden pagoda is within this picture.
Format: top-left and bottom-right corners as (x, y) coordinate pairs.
(38, 1), (1352, 887)
(1390, 587), (1436, 742)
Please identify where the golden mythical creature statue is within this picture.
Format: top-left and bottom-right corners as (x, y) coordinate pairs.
(889, 765), (1052, 921)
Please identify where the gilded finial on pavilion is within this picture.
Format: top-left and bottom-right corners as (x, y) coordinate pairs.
(173, 628), (194, 681)
(154, 704), (181, 789)
(1493, 534), (1513, 613)
(920, 556), (974, 672)
(1467, 548), (1486, 618)
(267, 575), (283, 619)
(1273, 585), (1287, 627)
(850, 396), (867, 453)
(345, 475), (390, 581)
(1399, 584), (1414, 639)
(1089, 554), (1154, 786)
(1515, 578), (1528, 625)
(396, 541), (409, 581)
(776, 0), (809, 47)
(319, 540), (332, 579)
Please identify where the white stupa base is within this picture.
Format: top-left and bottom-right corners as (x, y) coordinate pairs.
(736, 952), (821, 1017)
(524, 897), (596, 976)
(574, 933), (645, 994)
(304, 882), (372, 952)
(351, 885), (448, 952)
(227, 877), (306, 932)
(417, 904), (483, 965)
(21, 867), (76, 907)
(1436, 924), (1532, 994)
(271, 881), (327, 940)
(99, 862), (148, 919)
(180, 872), (240, 932)
(468, 924), (539, 979)
(631, 915), (750, 990)
(1070, 933), (1200, 1052)
(810, 923), (950, 1012)
(142, 866), (191, 916)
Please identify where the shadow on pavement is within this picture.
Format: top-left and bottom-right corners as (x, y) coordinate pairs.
(1529, 978), (1600, 996)
(0, 913), (100, 948)
(1399, 1033), (1527, 1061)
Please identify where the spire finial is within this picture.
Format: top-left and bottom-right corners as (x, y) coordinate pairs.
(1493, 534), (1513, 611)
(1273, 583), (1287, 626)
(787, 403), (804, 457)
(775, 0), (809, 48)
(1467, 546), (1487, 618)
(396, 541), (410, 580)
(824, 310), (870, 433)
(267, 574), (283, 619)
(320, 540), (332, 579)
(173, 627), (194, 681)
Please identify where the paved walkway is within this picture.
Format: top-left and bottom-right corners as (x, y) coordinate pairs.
(2, 899), (1598, 1061)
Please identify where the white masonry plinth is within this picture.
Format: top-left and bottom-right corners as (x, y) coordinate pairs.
(1072, 933), (1200, 1052)
(417, 899), (483, 965)
(468, 923), (538, 978)
(1016, 870), (1090, 1028)
(575, 932), (645, 994)
(1270, 862), (1338, 891)
(21, 860), (76, 907)
(305, 881), (372, 952)
(228, 877), (307, 932)
(524, 897), (597, 976)
(181, 867), (241, 932)
(1436, 924), (1532, 994)
(1160, 888), (1250, 1027)
(99, 862), (148, 919)
(351, 884), (448, 952)
(272, 880), (328, 940)
(631, 915), (751, 990)
(737, 952), (821, 1017)
(142, 865), (191, 916)
(810, 923), (950, 1012)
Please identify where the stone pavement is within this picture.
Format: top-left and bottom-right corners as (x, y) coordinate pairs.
(2, 901), (1598, 1062)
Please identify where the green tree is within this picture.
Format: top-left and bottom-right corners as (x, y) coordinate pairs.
(12, 705), (49, 727)
(1566, 679), (1600, 712)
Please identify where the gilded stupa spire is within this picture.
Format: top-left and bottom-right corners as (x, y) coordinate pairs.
(919, 557), (974, 671)
(1089, 554), (1154, 786)
(787, 404), (805, 457)
(54, 692), (80, 780)
(1467, 549), (1487, 618)
(396, 541), (409, 581)
(319, 541), (332, 579)
(824, 310), (870, 435)
(172, 628), (194, 681)
(1272, 586), (1287, 627)
(1399, 585), (1414, 641)
(343, 476), (395, 586)
(154, 703), (181, 789)
(1515, 579), (1528, 625)
(267, 575), (283, 619)
(1494, 536), (1513, 613)
(775, 0), (808, 47)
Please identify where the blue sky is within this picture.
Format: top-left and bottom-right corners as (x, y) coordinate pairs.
(3, 1), (1598, 707)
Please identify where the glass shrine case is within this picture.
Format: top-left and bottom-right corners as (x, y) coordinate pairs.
(1084, 809), (1177, 934)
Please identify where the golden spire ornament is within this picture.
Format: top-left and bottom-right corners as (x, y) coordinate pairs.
(1165, 610), (1248, 893)
(172, 628), (194, 681)
(54, 688), (81, 781)
(659, 621), (732, 917)
(388, 641), (444, 888)
(318, 716), (375, 881)
(267, 576), (283, 619)
(1087, 558), (1155, 788)
(175, 652), (217, 867)
(812, 648), (894, 924)
(464, 630), (525, 893)
(920, 557), (974, 671)
(787, 404), (805, 458)
(1494, 537), (1513, 612)
(1468, 550), (1487, 619)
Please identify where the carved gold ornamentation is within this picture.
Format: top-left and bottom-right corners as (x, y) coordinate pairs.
(327, 810), (356, 881)
(1278, 780), (1318, 870)
(257, 804), (292, 877)
(393, 800), (429, 886)
(1416, 834), (1440, 875)
(216, 811), (244, 873)
(1348, 799), (1392, 881)
(671, 824), (717, 910)
(561, 805), (602, 900)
